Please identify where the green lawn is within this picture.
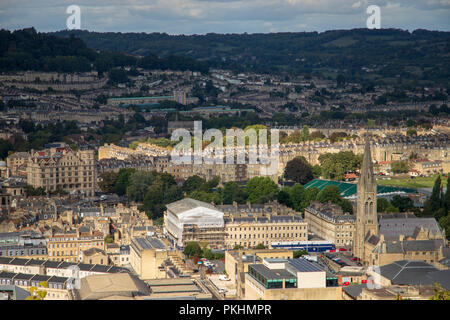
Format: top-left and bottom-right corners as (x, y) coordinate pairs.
(376, 174), (448, 189)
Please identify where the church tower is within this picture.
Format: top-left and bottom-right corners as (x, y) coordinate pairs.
(354, 137), (378, 263)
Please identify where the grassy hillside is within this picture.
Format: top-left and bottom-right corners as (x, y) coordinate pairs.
(51, 28), (450, 87)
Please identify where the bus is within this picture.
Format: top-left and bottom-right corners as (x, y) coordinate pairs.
(270, 241), (335, 252)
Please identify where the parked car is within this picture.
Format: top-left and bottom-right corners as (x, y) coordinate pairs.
(219, 275), (231, 281)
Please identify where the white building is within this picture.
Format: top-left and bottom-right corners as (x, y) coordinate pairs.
(164, 198), (224, 249)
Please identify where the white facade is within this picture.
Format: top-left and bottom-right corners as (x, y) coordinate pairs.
(164, 198), (224, 248)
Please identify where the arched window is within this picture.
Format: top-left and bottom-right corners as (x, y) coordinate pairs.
(364, 202), (369, 215)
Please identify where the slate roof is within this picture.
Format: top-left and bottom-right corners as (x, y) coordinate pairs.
(424, 270), (450, 290)
(343, 283), (366, 299)
(403, 239), (444, 251)
(377, 260), (439, 286)
(379, 217), (442, 241)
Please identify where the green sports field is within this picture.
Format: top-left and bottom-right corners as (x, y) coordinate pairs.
(376, 174), (448, 189)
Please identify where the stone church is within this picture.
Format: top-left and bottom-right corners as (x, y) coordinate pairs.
(353, 137), (448, 269)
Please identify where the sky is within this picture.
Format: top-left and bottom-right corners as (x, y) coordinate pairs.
(0, 0), (449, 34)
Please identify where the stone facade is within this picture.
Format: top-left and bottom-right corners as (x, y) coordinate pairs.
(354, 138), (378, 264)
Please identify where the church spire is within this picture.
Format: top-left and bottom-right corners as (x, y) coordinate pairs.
(358, 136), (375, 188)
(354, 134), (378, 264)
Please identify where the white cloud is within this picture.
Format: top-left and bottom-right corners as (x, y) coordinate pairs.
(0, 0), (448, 33)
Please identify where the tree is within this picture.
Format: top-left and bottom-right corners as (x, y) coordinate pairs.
(223, 181), (247, 204)
(189, 190), (222, 204)
(184, 242), (202, 258)
(183, 175), (206, 194)
(317, 185), (341, 204)
(114, 168), (135, 196)
(245, 177), (278, 204)
(390, 195), (414, 212)
(99, 171), (119, 193)
(429, 282), (450, 300)
(301, 126), (310, 141)
(26, 281), (48, 300)
(293, 250), (308, 258)
(310, 131), (325, 140)
(24, 185), (46, 196)
(206, 176), (220, 190)
(423, 175), (443, 216)
(255, 243), (266, 249)
(105, 235), (114, 243)
(0, 139), (14, 159)
(277, 188), (293, 207)
(233, 244), (244, 250)
(340, 199), (354, 214)
(377, 198), (399, 213)
(289, 184), (306, 212)
(391, 161), (410, 174)
(284, 157), (314, 185)
(318, 151), (362, 181)
(443, 174), (450, 214)
(329, 132), (347, 143)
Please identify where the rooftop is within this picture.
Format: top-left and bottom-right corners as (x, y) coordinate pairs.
(288, 258), (324, 273)
(166, 198), (218, 216)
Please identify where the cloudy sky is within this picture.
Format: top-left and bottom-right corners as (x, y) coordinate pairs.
(1, 0), (449, 34)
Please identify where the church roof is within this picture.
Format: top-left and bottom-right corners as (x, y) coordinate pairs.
(376, 260), (450, 288)
(379, 217), (442, 241)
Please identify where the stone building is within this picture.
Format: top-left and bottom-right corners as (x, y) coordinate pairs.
(24, 144), (97, 197)
(129, 237), (168, 280)
(354, 138), (378, 264)
(304, 201), (356, 250)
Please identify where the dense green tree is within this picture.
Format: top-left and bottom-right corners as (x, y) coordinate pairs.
(99, 171), (120, 193)
(390, 195), (414, 212)
(391, 161), (410, 174)
(222, 181), (247, 204)
(277, 187), (293, 207)
(0, 139), (13, 159)
(318, 151), (362, 180)
(293, 250), (308, 258)
(377, 197), (399, 213)
(423, 175), (443, 216)
(284, 157), (314, 185)
(316, 185), (352, 213)
(188, 190), (222, 205)
(183, 175), (207, 194)
(114, 168), (136, 196)
(245, 177), (278, 203)
(317, 185), (341, 204)
(184, 242), (202, 258)
(288, 184), (306, 212)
